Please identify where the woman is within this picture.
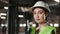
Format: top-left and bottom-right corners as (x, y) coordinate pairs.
(30, 1), (56, 34)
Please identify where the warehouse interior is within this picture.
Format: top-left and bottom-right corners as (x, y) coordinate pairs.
(0, 0), (60, 34)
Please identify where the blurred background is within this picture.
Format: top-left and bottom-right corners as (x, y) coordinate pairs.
(0, 0), (60, 34)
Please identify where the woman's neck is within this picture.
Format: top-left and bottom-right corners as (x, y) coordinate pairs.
(35, 23), (47, 32)
(38, 23), (47, 28)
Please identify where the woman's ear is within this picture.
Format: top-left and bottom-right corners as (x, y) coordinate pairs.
(44, 15), (46, 20)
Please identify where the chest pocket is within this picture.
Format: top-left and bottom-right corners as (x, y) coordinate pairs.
(38, 26), (56, 34)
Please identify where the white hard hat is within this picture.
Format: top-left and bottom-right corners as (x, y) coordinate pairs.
(32, 1), (50, 13)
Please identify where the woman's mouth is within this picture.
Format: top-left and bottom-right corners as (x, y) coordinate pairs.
(36, 19), (40, 21)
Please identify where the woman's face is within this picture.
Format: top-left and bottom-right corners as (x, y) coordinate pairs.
(33, 8), (46, 24)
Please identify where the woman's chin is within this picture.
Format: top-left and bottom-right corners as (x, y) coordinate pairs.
(36, 21), (40, 24)
(36, 21), (43, 24)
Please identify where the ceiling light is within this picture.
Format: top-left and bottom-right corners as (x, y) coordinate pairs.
(1, 24), (4, 27)
(20, 7), (30, 12)
(5, 24), (8, 27)
(32, 24), (36, 27)
(50, 24), (53, 26)
(4, 7), (8, 9)
(0, 13), (1, 18)
(23, 24), (26, 27)
(54, 23), (59, 27)
(18, 15), (24, 18)
(0, 13), (7, 16)
(1, 17), (6, 19)
(54, 0), (60, 2)
(19, 24), (23, 27)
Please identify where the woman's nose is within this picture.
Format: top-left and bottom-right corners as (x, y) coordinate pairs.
(36, 14), (39, 18)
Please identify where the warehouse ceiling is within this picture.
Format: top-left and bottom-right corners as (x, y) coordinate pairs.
(0, 0), (60, 15)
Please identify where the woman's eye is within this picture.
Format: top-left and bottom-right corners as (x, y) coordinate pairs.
(33, 12), (36, 14)
(39, 11), (43, 14)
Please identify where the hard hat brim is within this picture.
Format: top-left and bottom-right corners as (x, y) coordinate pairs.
(30, 6), (49, 13)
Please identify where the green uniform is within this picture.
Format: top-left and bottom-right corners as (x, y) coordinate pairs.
(30, 26), (35, 34)
(30, 26), (56, 34)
